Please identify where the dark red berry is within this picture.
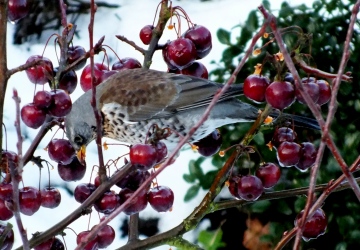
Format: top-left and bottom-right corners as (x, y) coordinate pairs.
(21, 103), (47, 129)
(228, 175), (241, 199)
(147, 186), (174, 212)
(25, 55), (53, 84)
(163, 38), (197, 70)
(193, 129), (222, 157)
(277, 141), (301, 167)
(74, 183), (96, 203)
(237, 175), (264, 201)
(48, 89), (72, 118)
(34, 236), (55, 250)
(94, 190), (119, 214)
(96, 224), (115, 248)
(57, 157), (86, 182)
(58, 70), (78, 94)
(33, 90), (52, 109)
(119, 187), (148, 215)
(0, 182), (13, 201)
(0, 198), (14, 220)
(255, 162), (281, 188)
(76, 231), (99, 250)
(80, 63), (106, 92)
(115, 169), (150, 191)
(67, 45), (87, 70)
(295, 142), (317, 171)
(183, 24), (212, 59)
(111, 58), (142, 71)
(265, 81), (295, 110)
(19, 186), (41, 216)
(153, 141), (168, 163)
(129, 143), (158, 171)
(41, 187), (61, 208)
(316, 80), (332, 105)
(272, 127), (297, 148)
(175, 61), (208, 79)
(50, 237), (65, 250)
(295, 77), (320, 104)
(48, 139), (75, 165)
(295, 208), (327, 241)
(139, 25), (154, 45)
(0, 223), (14, 250)
(8, 0), (30, 22)
(244, 68), (270, 103)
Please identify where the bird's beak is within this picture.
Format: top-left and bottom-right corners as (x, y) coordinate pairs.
(76, 145), (86, 163)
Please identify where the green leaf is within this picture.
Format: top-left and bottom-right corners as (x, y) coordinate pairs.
(217, 28), (231, 45)
(251, 200), (271, 213)
(276, 200), (293, 215)
(198, 229), (226, 250)
(188, 158), (205, 179)
(183, 173), (196, 183)
(184, 184), (200, 202)
(199, 170), (218, 189)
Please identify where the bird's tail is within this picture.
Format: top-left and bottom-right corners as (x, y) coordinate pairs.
(270, 111), (320, 130)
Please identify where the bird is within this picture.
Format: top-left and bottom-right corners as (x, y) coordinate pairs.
(65, 68), (319, 157)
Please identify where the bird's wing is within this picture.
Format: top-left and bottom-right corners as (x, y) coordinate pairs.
(98, 68), (242, 121)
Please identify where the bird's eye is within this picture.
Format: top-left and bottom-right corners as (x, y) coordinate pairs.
(74, 135), (83, 145)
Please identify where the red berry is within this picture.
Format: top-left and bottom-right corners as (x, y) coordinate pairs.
(174, 61), (209, 79)
(153, 141), (168, 163)
(80, 63), (106, 92)
(0, 198), (14, 220)
(67, 45), (87, 70)
(272, 127), (297, 148)
(40, 187), (61, 208)
(277, 141), (301, 167)
(111, 58), (141, 71)
(265, 81), (295, 110)
(50, 237), (65, 250)
(244, 73), (270, 103)
(139, 25), (154, 45)
(94, 190), (119, 214)
(34, 236), (55, 250)
(295, 208), (327, 241)
(295, 77), (320, 104)
(48, 139), (75, 165)
(116, 169), (150, 191)
(96, 224), (115, 248)
(237, 175), (264, 201)
(8, 0), (30, 22)
(295, 142), (317, 171)
(316, 80), (332, 105)
(228, 175), (241, 199)
(21, 103), (47, 129)
(57, 158), (86, 182)
(58, 70), (78, 94)
(147, 185), (174, 212)
(163, 38), (197, 70)
(100, 70), (118, 83)
(74, 183), (96, 203)
(19, 186), (41, 216)
(48, 89), (72, 118)
(119, 187), (148, 215)
(33, 90), (52, 109)
(76, 231), (98, 250)
(255, 162), (281, 188)
(0, 182), (13, 201)
(0, 223), (14, 250)
(193, 129), (222, 157)
(183, 25), (212, 59)
(25, 55), (53, 84)
(129, 143), (158, 171)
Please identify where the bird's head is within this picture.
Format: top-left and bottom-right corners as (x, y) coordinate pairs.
(65, 92), (97, 161)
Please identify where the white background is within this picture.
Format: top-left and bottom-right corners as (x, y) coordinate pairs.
(2, 0), (314, 249)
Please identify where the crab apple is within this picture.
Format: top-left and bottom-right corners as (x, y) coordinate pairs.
(8, 0), (30, 22)
(147, 185), (174, 212)
(76, 231), (99, 250)
(96, 224), (115, 248)
(21, 103), (47, 129)
(183, 24), (212, 59)
(163, 38), (197, 70)
(271, 127), (297, 149)
(25, 55), (53, 84)
(129, 143), (158, 171)
(0, 182), (13, 201)
(244, 71), (270, 103)
(139, 25), (154, 45)
(94, 190), (119, 214)
(58, 70), (78, 94)
(111, 58), (142, 71)
(40, 187), (61, 208)
(295, 208), (327, 241)
(48, 89), (72, 118)
(295, 77), (320, 104)
(194, 129), (222, 157)
(19, 186), (41, 216)
(175, 61), (209, 79)
(228, 175), (241, 199)
(316, 79), (332, 105)
(265, 81), (295, 110)
(284, 72), (294, 84)
(277, 141), (301, 167)
(119, 187), (148, 215)
(237, 175), (264, 201)
(0, 223), (14, 250)
(255, 162), (281, 188)
(295, 142), (317, 171)
(34, 236), (54, 250)
(48, 138), (75, 165)
(153, 141), (168, 163)
(51, 237), (65, 250)
(80, 63), (107, 92)
(57, 157), (86, 182)
(116, 169), (150, 191)
(33, 90), (52, 109)
(67, 45), (87, 70)
(74, 183), (96, 203)
(0, 198), (14, 220)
